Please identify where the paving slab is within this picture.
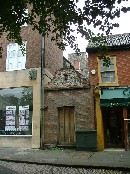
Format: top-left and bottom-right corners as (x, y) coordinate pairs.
(0, 148), (129, 170)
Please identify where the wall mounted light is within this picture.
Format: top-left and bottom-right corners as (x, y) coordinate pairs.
(91, 69), (96, 75)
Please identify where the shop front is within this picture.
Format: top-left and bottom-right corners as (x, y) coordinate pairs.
(95, 87), (130, 151)
(0, 68), (41, 148)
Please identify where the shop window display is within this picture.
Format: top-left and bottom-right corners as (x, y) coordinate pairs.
(0, 87), (33, 135)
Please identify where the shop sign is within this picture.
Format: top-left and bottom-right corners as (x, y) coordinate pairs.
(123, 88), (130, 96)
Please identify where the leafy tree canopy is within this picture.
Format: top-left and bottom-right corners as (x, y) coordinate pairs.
(0, 0), (129, 53)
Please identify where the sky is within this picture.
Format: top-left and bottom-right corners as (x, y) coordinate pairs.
(63, 1), (130, 59)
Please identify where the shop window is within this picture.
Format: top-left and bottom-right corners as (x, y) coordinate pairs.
(0, 87), (33, 135)
(6, 42), (27, 71)
(98, 56), (118, 86)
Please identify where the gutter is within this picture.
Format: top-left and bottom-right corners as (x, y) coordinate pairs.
(40, 34), (45, 148)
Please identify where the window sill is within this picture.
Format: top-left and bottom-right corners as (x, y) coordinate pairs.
(98, 83), (119, 87)
(0, 135), (32, 137)
(6, 68), (26, 72)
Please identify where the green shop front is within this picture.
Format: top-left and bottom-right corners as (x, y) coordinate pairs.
(96, 87), (130, 151)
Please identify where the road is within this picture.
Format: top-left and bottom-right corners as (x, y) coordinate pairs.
(0, 165), (18, 174)
(0, 161), (129, 174)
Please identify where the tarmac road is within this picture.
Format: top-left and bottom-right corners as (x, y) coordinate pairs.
(0, 161), (129, 174)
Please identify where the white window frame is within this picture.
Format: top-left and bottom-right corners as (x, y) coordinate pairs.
(6, 41), (27, 71)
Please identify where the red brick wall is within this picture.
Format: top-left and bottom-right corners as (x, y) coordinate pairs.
(44, 34), (63, 75)
(0, 4), (63, 74)
(116, 50), (130, 86)
(88, 50), (130, 87)
(0, 27), (42, 72)
(0, 27), (63, 74)
(44, 88), (95, 145)
(88, 52), (99, 87)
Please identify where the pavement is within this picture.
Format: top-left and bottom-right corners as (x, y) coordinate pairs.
(0, 147), (130, 171)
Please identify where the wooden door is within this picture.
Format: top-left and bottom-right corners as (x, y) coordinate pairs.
(58, 107), (74, 144)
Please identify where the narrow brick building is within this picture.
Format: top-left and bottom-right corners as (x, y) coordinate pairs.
(44, 66), (95, 148)
(87, 33), (130, 151)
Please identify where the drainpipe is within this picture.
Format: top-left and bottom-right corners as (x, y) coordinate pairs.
(40, 34), (45, 149)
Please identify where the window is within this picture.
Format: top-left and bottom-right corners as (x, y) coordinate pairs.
(6, 42), (27, 71)
(73, 60), (80, 70)
(98, 57), (118, 86)
(0, 87), (33, 135)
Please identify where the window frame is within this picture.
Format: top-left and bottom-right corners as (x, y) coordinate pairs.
(0, 87), (33, 136)
(97, 56), (119, 86)
(73, 60), (80, 70)
(6, 41), (27, 71)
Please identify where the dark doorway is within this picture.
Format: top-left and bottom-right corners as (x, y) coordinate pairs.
(103, 107), (124, 148)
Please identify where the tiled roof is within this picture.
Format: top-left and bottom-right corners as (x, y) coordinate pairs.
(87, 33), (130, 48)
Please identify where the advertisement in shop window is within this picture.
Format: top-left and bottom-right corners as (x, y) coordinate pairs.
(19, 105), (29, 131)
(5, 106), (16, 131)
(0, 87), (33, 135)
(5, 105), (30, 132)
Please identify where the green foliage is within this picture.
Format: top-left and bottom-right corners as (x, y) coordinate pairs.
(98, 46), (110, 67)
(0, 0), (129, 55)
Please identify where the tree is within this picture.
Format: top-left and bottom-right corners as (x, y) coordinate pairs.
(0, 0), (129, 52)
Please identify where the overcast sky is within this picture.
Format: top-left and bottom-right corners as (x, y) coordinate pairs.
(63, 1), (130, 58)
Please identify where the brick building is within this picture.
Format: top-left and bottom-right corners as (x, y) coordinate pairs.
(87, 33), (130, 151)
(0, 20), (63, 148)
(44, 67), (94, 147)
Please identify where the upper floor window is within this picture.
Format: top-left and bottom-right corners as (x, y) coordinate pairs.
(6, 42), (27, 71)
(73, 60), (80, 70)
(98, 56), (118, 86)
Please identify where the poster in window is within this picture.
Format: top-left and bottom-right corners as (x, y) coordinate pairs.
(5, 106), (16, 131)
(19, 105), (29, 131)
